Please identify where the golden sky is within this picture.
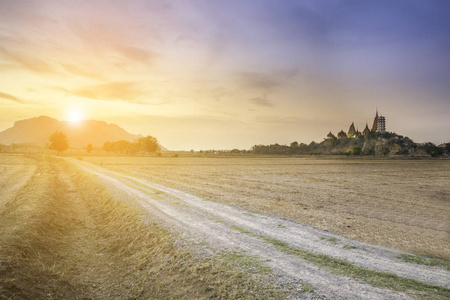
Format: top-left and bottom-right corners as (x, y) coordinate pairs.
(1, 0), (449, 149)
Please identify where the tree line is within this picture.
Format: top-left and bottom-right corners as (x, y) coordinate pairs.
(251, 132), (447, 157)
(102, 136), (159, 154)
(47, 131), (160, 155)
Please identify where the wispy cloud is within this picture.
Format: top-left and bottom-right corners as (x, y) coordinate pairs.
(236, 72), (279, 91)
(249, 97), (273, 107)
(65, 16), (159, 65)
(115, 45), (155, 63)
(68, 81), (168, 105)
(61, 63), (104, 80)
(0, 92), (25, 103)
(0, 47), (55, 74)
(70, 82), (144, 102)
(235, 68), (298, 93)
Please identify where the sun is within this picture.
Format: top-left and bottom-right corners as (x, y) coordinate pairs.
(67, 108), (84, 124)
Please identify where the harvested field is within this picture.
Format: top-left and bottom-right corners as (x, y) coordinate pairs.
(0, 154), (284, 299)
(2, 153), (449, 299)
(82, 156), (450, 260)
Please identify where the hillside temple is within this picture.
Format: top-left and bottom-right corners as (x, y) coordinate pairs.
(327, 110), (386, 139)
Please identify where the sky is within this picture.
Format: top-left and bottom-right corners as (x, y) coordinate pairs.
(0, 0), (449, 150)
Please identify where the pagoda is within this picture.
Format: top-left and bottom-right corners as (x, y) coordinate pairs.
(325, 109), (387, 140)
(371, 109), (386, 132)
(327, 131), (336, 139)
(347, 122), (356, 138)
(337, 130), (347, 139)
(362, 123), (370, 135)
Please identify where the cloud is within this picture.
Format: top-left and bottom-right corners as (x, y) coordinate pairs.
(70, 82), (144, 102)
(115, 45), (155, 63)
(249, 97), (273, 107)
(235, 68), (298, 93)
(61, 63), (104, 80)
(0, 47), (55, 74)
(68, 81), (168, 105)
(0, 92), (25, 103)
(47, 86), (70, 93)
(65, 13), (159, 64)
(236, 72), (279, 91)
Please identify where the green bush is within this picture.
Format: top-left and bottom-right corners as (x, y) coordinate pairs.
(352, 146), (362, 156)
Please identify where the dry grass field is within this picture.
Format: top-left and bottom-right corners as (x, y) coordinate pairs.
(1, 153), (449, 299)
(0, 154), (284, 299)
(82, 155), (450, 260)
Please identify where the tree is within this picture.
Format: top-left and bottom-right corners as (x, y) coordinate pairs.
(137, 136), (159, 153)
(49, 131), (69, 154)
(114, 140), (132, 153)
(86, 143), (93, 153)
(103, 141), (112, 153)
(352, 146), (362, 156)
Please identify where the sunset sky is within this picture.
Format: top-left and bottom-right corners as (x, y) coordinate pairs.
(1, 0), (449, 150)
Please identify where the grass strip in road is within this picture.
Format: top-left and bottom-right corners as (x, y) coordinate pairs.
(343, 244), (358, 250)
(219, 249), (273, 276)
(230, 225), (259, 237)
(230, 225), (450, 300)
(397, 254), (450, 270)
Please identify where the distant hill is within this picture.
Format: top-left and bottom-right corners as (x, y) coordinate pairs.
(0, 116), (143, 148)
(251, 132), (447, 157)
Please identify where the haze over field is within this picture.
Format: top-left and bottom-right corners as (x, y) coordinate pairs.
(0, 0), (449, 150)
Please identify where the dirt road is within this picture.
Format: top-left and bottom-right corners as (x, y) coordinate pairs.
(71, 158), (449, 299)
(2, 155), (287, 299)
(81, 156), (450, 260)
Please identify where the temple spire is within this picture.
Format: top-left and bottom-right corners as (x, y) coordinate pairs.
(371, 109), (379, 132)
(347, 122), (356, 137)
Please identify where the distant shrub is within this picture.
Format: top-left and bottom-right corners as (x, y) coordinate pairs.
(365, 148), (375, 156)
(352, 146), (362, 156)
(431, 148), (444, 157)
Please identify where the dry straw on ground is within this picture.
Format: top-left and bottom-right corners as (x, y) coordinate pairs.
(0, 154), (284, 299)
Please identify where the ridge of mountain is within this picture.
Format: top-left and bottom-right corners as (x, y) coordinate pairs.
(0, 116), (144, 148)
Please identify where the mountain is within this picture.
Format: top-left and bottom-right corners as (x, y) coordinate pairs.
(0, 116), (143, 148)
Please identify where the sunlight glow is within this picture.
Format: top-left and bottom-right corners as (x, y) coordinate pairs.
(67, 108), (84, 124)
